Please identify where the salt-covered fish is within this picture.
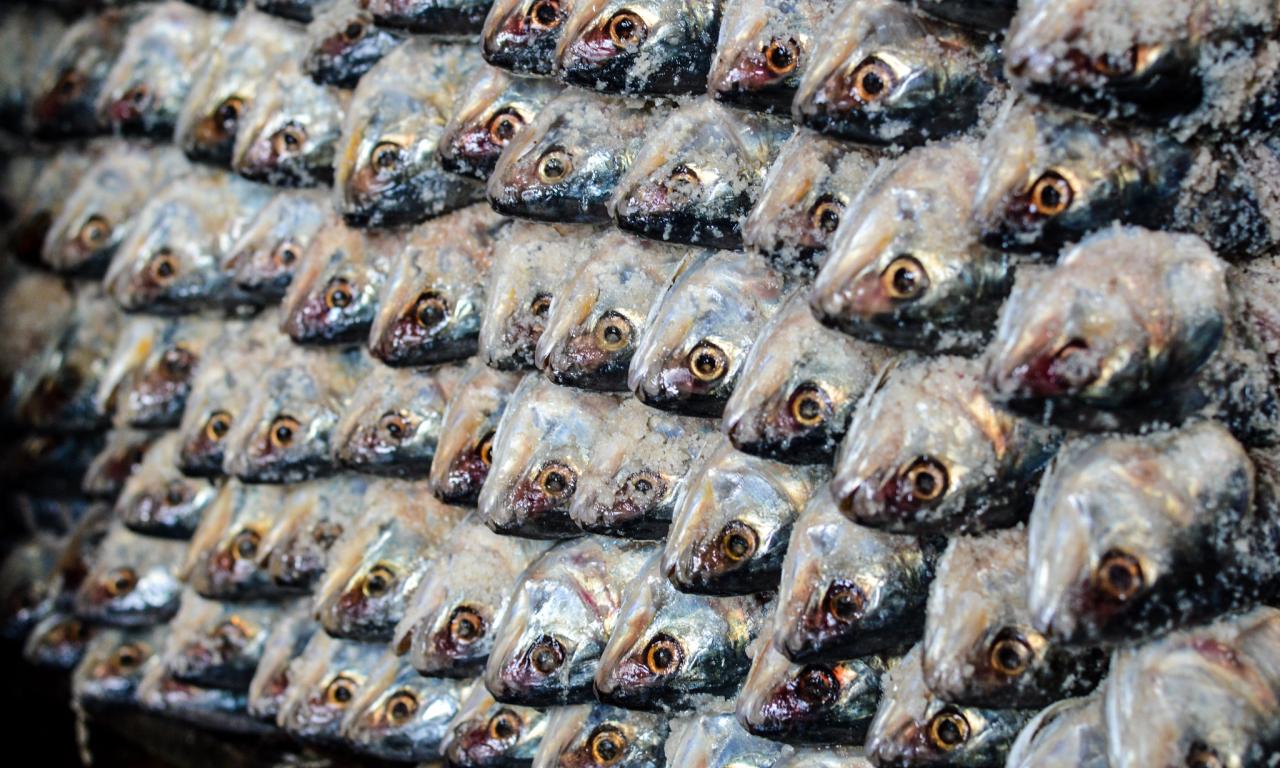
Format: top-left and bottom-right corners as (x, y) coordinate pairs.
(225, 188), (330, 306)
(303, 0), (407, 88)
(708, 0), (840, 112)
(73, 520), (186, 626)
(439, 66), (561, 180)
(333, 364), (465, 477)
(442, 685), (549, 767)
(429, 359), (524, 505)
(532, 704), (669, 768)
(280, 216), (395, 345)
(115, 432), (218, 539)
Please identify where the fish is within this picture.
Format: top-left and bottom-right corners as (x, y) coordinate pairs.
(569, 397), (720, 539)
(224, 188), (331, 307)
(723, 290), (894, 464)
(175, 8), (306, 166)
(119, 316), (224, 429)
(315, 481), (467, 641)
(339, 654), (472, 761)
(737, 630), (892, 745)
(628, 249), (785, 416)
(1103, 607), (1280, 768)
(260, 475), (370, 591)
(72, 520), (186, 627)
(367, 0), (495, 34)
(832, 355), (1062, 535)
(0, 534), (59, 639)
(478, 221), (597, 371)
(303, 0), (407, 88)
(442, 685), (549, 767)
(484, 536), (657, 706)
(663, 711), (785, 768)
(83, 428), (156, 499)
(478, 375), (624, 537)
(162, 589), (276, 690)
(430, 359), (524, 505)
(232, 58), (351, 187)
(922, 529), (1108, 709)
(190, 0), (251, 11)
(865, 644), (1036, 768)
(486, 90), (664, 224)
(277, 633), (387, 746)
(438, 65), (562, 180)
(115, 432), (218, 539)
(0, 7), (67, 130)
(182, 480), (291, 601)
(97, 1), (231, 137)
(137, 653), (271, 735)
(772, 486), (940, 662)
(610, 99), (793, 249)
(556, 0), (722, 95)
(595, 551), (772, 708)
(7, 147), (103, 266)
(811, 139), (1014, 355)
(534, 231), (686, 390)
(29, 9), (141, 138)
(32, 502), (113, 614)
(104, 169), (275, 315)
(246, 598), (316, 721)
(707, 0), (840, 112)
(0, 266), (75, 397)
(2, 432), (105, 499)
(481, 0), (577, 76)
(1026, 421), (1280, 647)
(42, 143), (193, 278)
(532, 704), (670, 768)
(791, 0), (1002, 147)
(332, 364), (465, 477)
(1004, 694), (1108, 768)
(395, 512), (554, 677)
(23, 612), (94, 670)
(73, 626), (166, 711)
(908, 0), (1016, 31)
(742, 129), (881, 278)
(366, 204), (508, 366)
(279, 216), (396, 345)
(663, 436), (827, 594)
(94, 315), (170, 422)
(256, 0), (323, 22)
(772, 747), (877, 767)
(335, 39), (485, 228)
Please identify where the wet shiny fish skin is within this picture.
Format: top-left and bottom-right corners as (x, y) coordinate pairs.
(73, 520), (186, 627)
(922, 529), (1107, 709)
(182, 480), (291, 601)
(280, 217), (395, 345)
(556, 0), (722, 95)
(742, 130), (880, 278)
(484, 537), (657, 706)
(225, 188), (330, 307)
(866, 645), (1035, 768)
(367, 205), (508, 366)
(119, 316), (223, 430)
(246, 598), (316, 721)
(137, 653), (272, 735)
(335, 40), (484, 228)
(595, 551), (771, 709)
(94, 315), (169, 422)
(610, 100), (793, 249)
(664, 436), (828, 595)
(908, 0), (1016, 31)
(1004, 694), (1108, 768)
(162, 590), (275, 690)
(628, 249), (785, 416)
(569, 397), (719, 539)
(73, 626), (166, 711)
(304, 0), (406, 88)
(368, 0), (495, 34)
(772, 747), (876, 767)
(175, 8), (306, 167)
(260, 476), (369, 591)
(486, 90), (663, 224)
(708, 0), (839, 113)
(277, 632), (385, 746)
(478, 375), (624, 538)
(772, 486), (939, 663)
(1027, 421), (1280, 647)
(812, 140), (1013, 355)
(115, 432), (218, 539)
(532, 703), (669, 768)
(664, 711), (786, 768)
(478, 221), (595, 371)
(481, 0), (577, 76)
(723, 290), (893, 465)
(438, 66), (561, 181)
(429, 359), (523, 505)
(442, 685), (548, 767)
(257, 0), (323, 22)
(29, 9), (141, 139)
(340, 654), (472, 761)
(395, 512), (553, 677)
(1104, 607), (1280, 768)
(24, 612), (94, 670)
(97, 2), (230, 137)
(7, 147), (103, 267)
(534, 232), (686, 390)
(333, 364), (464, 477)
(833, 355), (1062, 535)
(791, 0), (1002, 147)
(83, 428), (156, 499)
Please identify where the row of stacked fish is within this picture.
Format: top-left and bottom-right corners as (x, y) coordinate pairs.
(1, 0), (1280, 766)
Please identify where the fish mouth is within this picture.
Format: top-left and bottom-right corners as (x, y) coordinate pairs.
(432, 449), (489, 505)
(558, 36), (637, 90)
(711, 52), (796, 112)
(633, 364), (729, 418)
(104, 93), (154, 133)
(594, 655), (663, 710)
(483, 7), (562, 75)
(439, 126), (503, 180)
(613, 186), (742, 250)
(178, 436), (227, 479)
(284, 296), (371, 345)
(444, 717), (518, 766)
(266, 546), (324, 591)
(990, 338), (1100, 402)
(369, 0), (490, 34)
(866, 718), (940, 768)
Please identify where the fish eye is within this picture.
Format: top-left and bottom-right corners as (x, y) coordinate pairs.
(379, 410), (412, 442)
(901, 456), (948, 505)
(164, 481), (188, 506)
(103, 567), (138, 597)
(717, 520), (759, 564)
(643, 633), (684, 675)
(762, 37), (799, 77)
(55, 69), (84, 97)
(449, 605), (486, 644)
(687, 341), (729, 383)
(667, 164), (700, 191)
(324, 278), (355, 309)
(788, 384), (831, 428)
(528, 635), (565, 674)
(1186, 743), (1223, 768)
(272, 240), (300, 268)
(928, 708), (971, 751)
(269, 415), (301, 449)
(271, 122), (308, 156)
(593, 311), (633, 352)
(371, 141), (405, 175)
(362, 564), (398, 598)
(324, 674), (358, 706)
(213, 616), (251, 645)
(624, 471), (664, 501)
(160, 344), (195, 378)
(529, 0), (561, 28)
(111, 642), (148, 670)
(530, 292), (553, 317)
(989, 631), (1034, 676)
(850, 57), (896, 103)
(385, 690), (419, 724)
(809, 195), (843, 234)
(312, 521), (344, 548)
(536, 462), (577, 501)
(342, 21), (365, 41)
(488, 709), (522, 741)
(204, 411), (232, 442)
(487, 108), (524, 147)
(1095, 550), (1144, 602)
(123, 84), (151, 107)
(824, 580), (866, 623)
(213, 96), (244, 135)
(1029, 171), (1074, 217)
(880, 255), (929, 301)
(77, 215), (112, 249)
(589, 726), (627, 766)
(231, 528), (261, 560)
(147, 247), (179, 285)
(607, 10), (647, 48)
(478, 431), (495, 466)
(795, 664), (838, 705)
(413, 291), (449, 330)
(537, 149), (573, 184)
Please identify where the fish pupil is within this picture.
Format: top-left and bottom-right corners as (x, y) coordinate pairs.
(493, 116), (516, 141)
(344, 22), (364, 40)
(891, 266), (917, 295)
(936, 718), (962, 745)
(211, 418), (228, 437)
(1038, 185), (1061, 210)
(633, 478), (652, 494)
(603, 324), (623, 344)
(387, 421), (403, 438)
(797, 396), (821, 421)
(727, 534), (749, 557)
(456, 618), (476, 638)
(275, 424), (293, 443)
(595, 736), (619, 760)
(544, 471), (566, 494)
(532, 0), (559, 25)
(860, 71), (885, 96)
(492, 715), (516, 739)
(531, 644), (560, 673)
(817, 205), (839, 232)
(392, 701), (408, 718)
(614, 17), (635, 39)
(165, 485), (185, 505)
(543, 157), (565, 178)
(768, 44), (793, 72)
(236, 535), (257, 559)
(695, 353), (717, 375)
(333, 685), (351, 703)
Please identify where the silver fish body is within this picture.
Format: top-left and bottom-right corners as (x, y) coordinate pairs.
(1004, 694), (1108, 768)
(259, 475), (371, 591)
(339, 652), (472, 761)
(368, 0), (496, 34)
(73, 520), (186, 627)
(442, 684), (549, 767)
(139, 662), (271, 735)
(772, 747), (876, 767)
(908, 0), (1015, 31)
(256, 0), (323, 22)
(277, 632), (386, 746)
(29, 9), (142, 138)
(73, 626), (167, 711)
(115, 432), (218, 539)
(303, 0), (407, 88)
(429, 359), (524, 505)
(439, 66), (561, 181)
(162, 589), (276, 690)
(663, 711), (786, 768)
(332, 363), (464, 477)
(182, 480), (291, 601)
(481, 0), (578, 76)
(532, 704), (670, 768)
(224, 188), (330, 306)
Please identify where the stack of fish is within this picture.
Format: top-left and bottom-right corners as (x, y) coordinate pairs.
(1, 0), (1279, 766)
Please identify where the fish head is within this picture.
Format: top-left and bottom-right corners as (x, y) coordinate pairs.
(115, 436), (217, 538)
(121, 326), (210, 429)
(1005, 694), (1107, 768)
(0, 537), (57, 639)
(246, 601), (315, 720)
(83, 430), (155, 499)
(304, 2), (406, 88)
(707, 0), (831, 112)
(439, 67), (560, 180)
(279, 633), (383, 745)
(73, 525), (184, 626)
(31, 12), (132, 138)
(430, 363), (521, 505)
(166, 601), (271, 690)
(442, 686), (548, 767)
(24, 613), (94, 670)
(628, 250), (784, 416)
(183, 483), (286, 601)
(339, 653), (467, 761)
(231, 62), (349, 187)
(73, 627), (162, 709)
(663, 712), (785, 768)
(534, 704), (670, 768)
(263, 479), (366, 590)
(482, 0), (577, 75)
(281, 222), (388, 344)
(177, 364), (243, 477)
(333, 366), (453, 476)
(226, 189), (329, 303)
